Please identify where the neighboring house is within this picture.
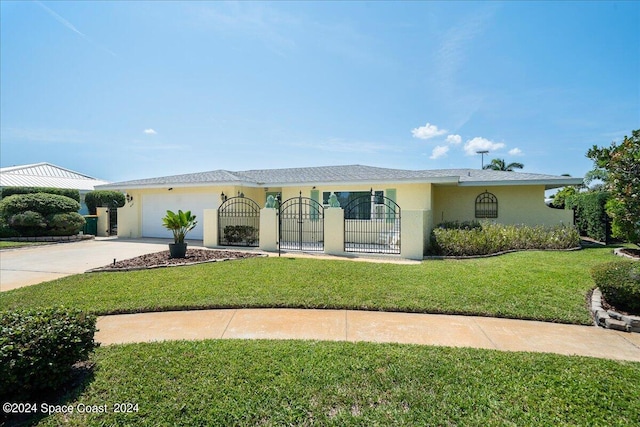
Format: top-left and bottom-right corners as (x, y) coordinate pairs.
(97, 165), (581, 259)
(0, 162), (110, 215)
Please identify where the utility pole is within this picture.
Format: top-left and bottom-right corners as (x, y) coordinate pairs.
(476, 150), (489, 169)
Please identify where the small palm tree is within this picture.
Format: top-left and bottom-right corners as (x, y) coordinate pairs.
(483, 158), (524, 171)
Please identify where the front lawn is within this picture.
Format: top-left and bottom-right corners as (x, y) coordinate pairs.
(0, 241), (50, 249)
(0, 247), (618, 325)
(32, 340), (640, 426)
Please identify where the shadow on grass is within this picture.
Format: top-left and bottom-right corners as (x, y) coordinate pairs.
(2, 361), (96, 427)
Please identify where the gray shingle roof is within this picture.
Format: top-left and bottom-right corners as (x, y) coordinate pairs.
(97, 164), (582, 190)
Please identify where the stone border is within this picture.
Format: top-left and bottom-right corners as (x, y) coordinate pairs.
(613, 247), (640, 260)
(590, 288), (640, 333)
(86, 253), (267, 273)
(0, 234), (94, 242)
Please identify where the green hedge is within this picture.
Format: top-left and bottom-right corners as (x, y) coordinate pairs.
(591, 261), (640, 314)
(0, 193), (83, 237)
(565, 191), (610, 242)
(8, 211), (47, 236)
(84, 190), (125, 215)
(430, 223), (580, 256)
(46, 212), (86, 236)
(0, 193), (80, 217)
(0, 186), (80, 203)
(223, 225), (258, 244)
(0, 216), (19, 238)
(0, 307), (97, 402)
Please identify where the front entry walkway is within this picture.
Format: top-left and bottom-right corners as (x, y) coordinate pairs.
(95, 308), (640, 362)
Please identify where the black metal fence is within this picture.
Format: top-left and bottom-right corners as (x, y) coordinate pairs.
(279, 193), (324, 252)
(343, 193), (401, 254)
(218, 197), (260, 247)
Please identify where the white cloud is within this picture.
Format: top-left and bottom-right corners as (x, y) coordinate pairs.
(446, 134), (462, 145)
(463, 137), (505, 156)
(429, 145), (450, 160)
(144, 129), (157, 135)
(509, 148), (523, 156)
(411, 122), (447, 140)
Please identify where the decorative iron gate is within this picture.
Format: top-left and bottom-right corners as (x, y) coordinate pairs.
(279, 192), (324, 252)
(218, 196), (260, 247)
(343, 192), (400, 254)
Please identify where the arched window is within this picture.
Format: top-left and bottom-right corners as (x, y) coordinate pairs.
(475, 191), (498, 218)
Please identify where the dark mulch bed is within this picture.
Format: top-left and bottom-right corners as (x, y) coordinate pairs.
(619, 248), (640, 259)
(88, 249), (261, 272)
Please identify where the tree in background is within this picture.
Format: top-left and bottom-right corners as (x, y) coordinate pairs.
(586, 129), (640, 246)
(482, 159), (524, 171)
(84, 190), (125, 215)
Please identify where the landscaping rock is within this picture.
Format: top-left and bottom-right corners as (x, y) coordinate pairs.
(87, 249), (262, 272)
(605, 318), (629, 332)
(590, 288), (639, 333)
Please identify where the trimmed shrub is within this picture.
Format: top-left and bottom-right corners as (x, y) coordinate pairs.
(0, 216), (19, 238)
(0, 186), (80, 203)
(8, 211), (47, 236)
(565, 191), (610, 242)
(84, 190), (125, 215)
(223, 225), (258, 244)
(0, 193), (80, 217)
(435, 220), (482, 231)
(591, 261), (640, 314)
(430, 222), (580, 256)
(46, 212), (86, 236)
(0, 307), (97, 401)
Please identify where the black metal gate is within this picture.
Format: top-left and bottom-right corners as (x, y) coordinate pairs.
(218, 196), (260, 247)
(279, 192), (324, 252)
(344, 192), (400, 254)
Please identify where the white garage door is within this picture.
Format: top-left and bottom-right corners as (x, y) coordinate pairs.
(142, 193), (217, 240)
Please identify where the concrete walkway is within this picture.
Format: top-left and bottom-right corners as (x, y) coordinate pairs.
(96, 308), (640, 362)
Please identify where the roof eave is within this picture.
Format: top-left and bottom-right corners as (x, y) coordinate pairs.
(458, 178), (583, 190)
(249, 176), (461, 187)
(95, 180), (260, 191)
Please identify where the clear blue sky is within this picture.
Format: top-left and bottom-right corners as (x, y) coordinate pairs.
(1, 1), (638, 182)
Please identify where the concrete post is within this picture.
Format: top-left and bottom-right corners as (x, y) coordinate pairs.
(202, 209), (218, 248)
(401, 210), (427, 260)
(259, 208), (278, 252)
(324, 208), (345, 256)
(96, 207), (110, 237)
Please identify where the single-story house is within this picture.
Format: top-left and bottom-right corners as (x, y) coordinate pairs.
(97, 165), (581, 259)
(0, 162), (110, 215)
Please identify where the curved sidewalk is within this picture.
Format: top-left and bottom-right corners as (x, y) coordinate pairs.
(95, 308), (640, 362)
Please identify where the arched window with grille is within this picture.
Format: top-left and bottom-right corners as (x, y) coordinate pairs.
(475, 191), (498, 218)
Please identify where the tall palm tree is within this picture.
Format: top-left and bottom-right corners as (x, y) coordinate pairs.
(483, 158), (524, 171)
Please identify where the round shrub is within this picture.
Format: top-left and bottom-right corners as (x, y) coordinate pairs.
(0, 193), (80, 217)
(591, 261), (640, 314)
(46, 212), (86, 236)
(0, 186), (80, 203)
(8, 211), (47, 236)
(0, 307), (97, 401)
(0, 216), (19, 238)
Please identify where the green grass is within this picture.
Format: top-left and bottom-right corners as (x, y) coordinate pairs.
(30, 340), (640, 426)
(0, 241), (50, 249)
(0, 247), (618, 325)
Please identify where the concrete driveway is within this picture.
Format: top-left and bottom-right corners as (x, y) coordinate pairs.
(0, 237), (204, 292)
